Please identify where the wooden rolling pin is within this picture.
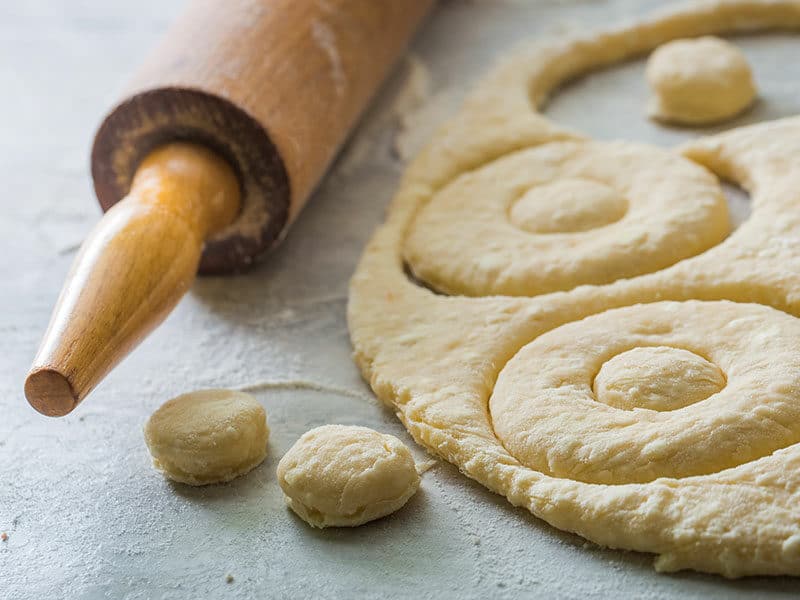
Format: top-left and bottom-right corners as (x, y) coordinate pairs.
(25, 0), (434, 416)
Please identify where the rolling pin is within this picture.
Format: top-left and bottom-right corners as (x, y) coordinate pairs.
(25, 0), (434, 417)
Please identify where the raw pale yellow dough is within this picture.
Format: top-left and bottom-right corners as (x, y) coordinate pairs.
(592, 345), (726, 412)
(277, 425), (420, 528)
(348, 0), (800, 578)
(647, 36), (757, 124)
(144, 389), (269, 485)
(404, 140), (729, 296)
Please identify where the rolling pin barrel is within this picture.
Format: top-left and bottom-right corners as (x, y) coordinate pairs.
(26, 0), (434, 416)
(93, 0), (434, 272)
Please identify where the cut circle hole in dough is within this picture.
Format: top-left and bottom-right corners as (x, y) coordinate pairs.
(143, 389), (269, 486)
(277, 425), (420, 528)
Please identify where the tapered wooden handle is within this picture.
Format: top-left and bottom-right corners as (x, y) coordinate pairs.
(27, 0), (434, 416)
(25, 144), (240, 416)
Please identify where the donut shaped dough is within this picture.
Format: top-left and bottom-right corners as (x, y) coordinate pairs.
(404, 140), (729, 296)
(646, 36), (757, 125)
(277, 425), (420, 528)
(144, 389), (269, 486)
(491, 301), (800, 484)
(348, 0), (800, 578)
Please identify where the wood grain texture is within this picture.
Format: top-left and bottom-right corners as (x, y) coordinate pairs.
(31, 0), (433, 413)
(92, 0), (434, 273)
(26, 143), (240, 416)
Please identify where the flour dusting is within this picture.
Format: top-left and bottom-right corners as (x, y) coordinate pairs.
(312, 20), (347, 97)
(335, 55), (464, 176)
(234, 378), (376, 404)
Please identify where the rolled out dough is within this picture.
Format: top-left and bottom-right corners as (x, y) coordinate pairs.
(347, 0), (800, 578)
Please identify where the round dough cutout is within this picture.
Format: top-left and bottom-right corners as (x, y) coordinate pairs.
(509, 178), (628, 234)
(646, 36), (757, 125)
(277, 425), (420, 528)
(593, 345), (726, 411)
(144, 389), (269, 486)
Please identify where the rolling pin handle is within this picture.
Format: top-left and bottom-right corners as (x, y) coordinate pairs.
(24, 143), (240, 416)
(26, 0), (435, 415)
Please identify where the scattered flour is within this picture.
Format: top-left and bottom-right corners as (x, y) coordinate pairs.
(334, 55), (464, 175)
(234, 378), (376, 404)
(415, 458), (439, 474)
(311, 19), (347, 97)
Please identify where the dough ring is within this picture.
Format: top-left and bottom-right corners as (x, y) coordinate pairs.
(404, 140), (729, 296)
(491, 301), (800, 485)
(348, 0), (800, 578)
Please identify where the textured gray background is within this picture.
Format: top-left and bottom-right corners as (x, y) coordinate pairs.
(2, 0), (800, 598)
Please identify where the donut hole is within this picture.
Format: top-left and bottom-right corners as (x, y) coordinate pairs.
(509, 178), (628, 234)
(277, 425), (420, 528)
(593, 346), (726, 412)
(543, 33), (800, 142)
(646, 36), (757, 126)
(143, 389), (269, 486)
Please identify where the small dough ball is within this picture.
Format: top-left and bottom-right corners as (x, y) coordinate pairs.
(646, 36), (756, 125)
(144, 389), (269, 486)
(277, 425), (420, 528)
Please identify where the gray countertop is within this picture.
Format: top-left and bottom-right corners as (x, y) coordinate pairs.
(2, 1), (800, 598)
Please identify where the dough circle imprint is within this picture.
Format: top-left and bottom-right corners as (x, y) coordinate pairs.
(347, 0), (800, 578)
(491, 301), (800, 485)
